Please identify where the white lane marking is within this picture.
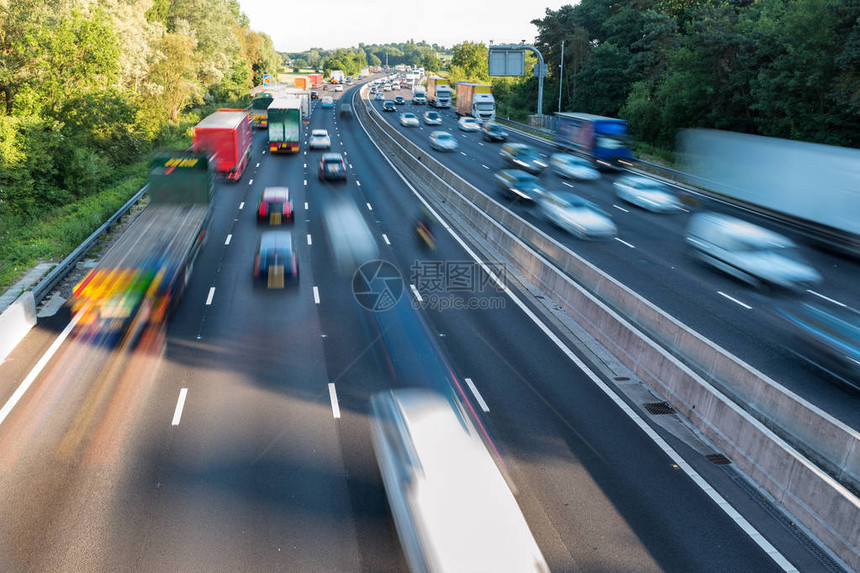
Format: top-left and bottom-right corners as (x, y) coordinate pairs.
(613, 205), (629, 213)
(366, 203), (373, 211)
(344, 151), (348, 156)
(304, 151), (307, 155)
(205, 287), (215, 306)
(478, 142), (485, 146)
(482, 164), (490, 170)
(262, 151), (266, 154)
(225, 234), (232, 245)
(304, 179), (307, 186)
(615, 238), (636, 249)
(307, 234), (312, 245)
(328, 383), (341, 419)
(249, 179), (254, 186)
(410, 284), (423, 302)
(355, 125), (796, 571)
(540, 153), (548, 158)
(562, 181), (574, 188)
(0, 309), (83, 428)
(171, 388), (188, 426)
(382, 234), (391, 245)
(239, 202), (244, 209)
(313, 286), (320, 304)
(304, 202), (308, 210)
(256, 162), (260, 168)
(465, 378), (490, 412)
(304, 163), (307, 168)
(349, 164), (353, 169)
(807, 290), (846, 307)
(718, 291), (753, 310)
(460, 151), (467, 156)
(356, 181), (361, 187)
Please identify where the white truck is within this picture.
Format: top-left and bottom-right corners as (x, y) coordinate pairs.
(455, 82), (495, 122)
(412, 85), (427, 105)
(329, 70), (345, 84)
(427, 77), (452, 108)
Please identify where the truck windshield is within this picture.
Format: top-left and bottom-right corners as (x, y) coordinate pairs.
(476, 103), (494, 111)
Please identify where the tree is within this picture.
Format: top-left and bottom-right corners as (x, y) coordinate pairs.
(450, 42), (489, 81)
(422, 52), (441, 72)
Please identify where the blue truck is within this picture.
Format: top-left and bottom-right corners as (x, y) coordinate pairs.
(555, 112), (634, 169)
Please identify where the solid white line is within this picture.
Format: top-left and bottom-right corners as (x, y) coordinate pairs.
(717, 291), (753, 309)
(171, 388), (188, 426)
(613, 204), (629, 213)
(352, 110), (795, 570)
(806, 290), (846, 307)
(328, 383), (341, 419)
(206, 287), (215, 306)
(225, 234), (232, 245)
(465, 378), (490, 412)
(307, 234), (312, 245)
(248, 179), (253, 185)
(382, 234), (391, 245)
(562, 182), (574, 188)
(313, 286), (320, 304)
(482, 164), (490, 170)
(0, 310), (83, 428)
(410, 284), (423, 302)
(615, 238), (636, 249)
(239, 202), (244, 209)
(366, 203), (373, 211)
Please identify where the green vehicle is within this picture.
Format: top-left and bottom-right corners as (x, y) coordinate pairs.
(250, 92), (274, 128)
(268, 97), (302, 153)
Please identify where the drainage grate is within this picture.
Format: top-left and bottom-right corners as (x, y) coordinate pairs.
(614, 376), (630, 382)
(705, 453), (732, 465)
(643, 401), (675, 415)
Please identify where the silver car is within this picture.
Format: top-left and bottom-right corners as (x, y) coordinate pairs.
(550, 153), (600, 181)
(458, 117), (481, 131)
(429, 131), (458, 151)
(423, 111), (442, 125)
(308, 129), (331, 150)
(685, 212), (822, 290)
(538, 191), (617, 239)
(399, 112), (419, 127)
(614, 175), (683, 212)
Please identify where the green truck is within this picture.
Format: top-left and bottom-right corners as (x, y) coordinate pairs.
(250, 92), (274, 128)
(267, 97), (303, 153)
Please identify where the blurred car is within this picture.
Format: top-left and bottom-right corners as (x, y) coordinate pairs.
(774, 299), (860, 390)
(309, 129), (331, 150)
(494, 170), (545, 203)
(383, 84), (392, 92)
(322, 197), (380, 275)
(480, 121), (508, 142)
(339, 103), (353, 118)
(429, 131), (459, 151)
(458, 117), (480, 132)
(253, 230), (298, 288)
(399, 112), (419, 127)
(310, 90), (319, 100)
(334, 85), (344, 92)
(538, 191), (617, 239)
(374, 92), (385, 101)
(257, 186), (293, 225)
(319, 152), (347, 181)
(382, 101), (396, 112)
(320, 96), (334, 108)
(423, 111), (442, 125)
(550, 153), (601, 182)
(500, 143), (547, 175)
(685, 212), (822, 290)
(614, 175), (683, 212)
(370, 389), (549, 573)
(394, 96), (405, 105)
(370, 87), (377, 94)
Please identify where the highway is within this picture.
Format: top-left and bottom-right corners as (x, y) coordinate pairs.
(0, 79), (846, 572)
(369, 84), (860, 432)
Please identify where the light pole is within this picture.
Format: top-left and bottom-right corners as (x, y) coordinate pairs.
(558, 40), (564, 113)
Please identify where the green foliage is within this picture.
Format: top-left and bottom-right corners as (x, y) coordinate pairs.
(450, 42), (489, 81)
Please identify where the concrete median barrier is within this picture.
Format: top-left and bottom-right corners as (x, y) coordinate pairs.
(0, 292), (37, 363)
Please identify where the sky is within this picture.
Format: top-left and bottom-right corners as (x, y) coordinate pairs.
(237, 0), (573, 53)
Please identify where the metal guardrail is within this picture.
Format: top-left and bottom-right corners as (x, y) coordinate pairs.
(31, 184), (150, 303)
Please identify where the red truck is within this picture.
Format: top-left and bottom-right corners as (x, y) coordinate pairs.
(192, 109), (252, 182)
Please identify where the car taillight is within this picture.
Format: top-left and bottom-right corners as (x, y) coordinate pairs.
(284, 203), (292, 219)
(259, 202), (267, 217)
(269, 144), (277, 152)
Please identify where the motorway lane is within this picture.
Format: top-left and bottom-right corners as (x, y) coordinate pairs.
(338, 85), (836, 571)
(369, 88), (860, 430)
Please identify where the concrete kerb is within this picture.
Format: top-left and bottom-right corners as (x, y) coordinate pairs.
(358, 90), (860, 569)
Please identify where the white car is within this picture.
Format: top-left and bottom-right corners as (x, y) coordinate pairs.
(538, 191), (617, 240)
(429, 131), (458, 151)
(370, 390), (549, 573)
(550, 153), (601, 181)
(399, 112), (419, 127)
(613, 175), (684, 212)
(334, 84), (343, 92)
(458, 116), (480, 131)
(374, 92), (384, 101)
(423, 111), (442, 125)
(309, 129), (331, 150)
(383, 84), (392, 92)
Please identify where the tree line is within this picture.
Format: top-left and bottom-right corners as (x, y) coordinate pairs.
(525, 0), (859, 151)
(285, 41), (445, 77)
(0, 0), (279, 221)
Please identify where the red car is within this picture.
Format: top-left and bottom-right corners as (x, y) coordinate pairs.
(257, 187), (293, 224)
